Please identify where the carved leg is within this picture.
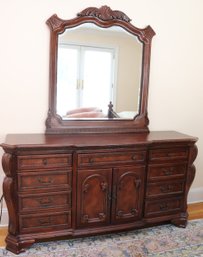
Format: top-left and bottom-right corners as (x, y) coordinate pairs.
(171, 212), (188, 228)
(5, 235), (35, 254)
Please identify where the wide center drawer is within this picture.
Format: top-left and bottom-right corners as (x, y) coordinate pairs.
(78, 151), (146, 167)
(18, 154), (72, 170)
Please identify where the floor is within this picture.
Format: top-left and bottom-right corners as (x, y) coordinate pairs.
(0, 202), (202, 248)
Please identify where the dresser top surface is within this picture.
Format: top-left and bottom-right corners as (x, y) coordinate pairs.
(1, 131), (197, 150)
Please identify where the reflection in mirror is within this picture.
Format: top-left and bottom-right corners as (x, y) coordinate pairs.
(57, 23), (143, 120)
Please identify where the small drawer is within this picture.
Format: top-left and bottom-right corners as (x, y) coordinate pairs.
(146, 181), (184, 198)
(148, 164), (186, 181)
(149, 148), (188, 162)
(145, 197), (182, 217)
(19, 191), (71, 212)
(78, 151), (146, 167)
(18, 154), (72, 170)
(19, 211), (71, 233)
(18, 170), (71, 191)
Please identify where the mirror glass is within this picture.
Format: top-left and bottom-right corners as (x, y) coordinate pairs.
(56, 23), (143, 120)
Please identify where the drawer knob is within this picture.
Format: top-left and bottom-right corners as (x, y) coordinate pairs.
(163, 169), (173, 176)
(89, 158), (94, 163)
(159, 202), (168, 211)
(43, 159), (48, 165)
(131, 155), (137, 160)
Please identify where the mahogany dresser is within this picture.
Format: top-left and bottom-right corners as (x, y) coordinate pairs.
(1, 131), (197, 254)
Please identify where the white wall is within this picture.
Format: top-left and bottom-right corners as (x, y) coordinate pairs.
(0, 0), (203, 222)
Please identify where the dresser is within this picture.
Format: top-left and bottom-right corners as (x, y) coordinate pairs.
(1, 131), (197, 254)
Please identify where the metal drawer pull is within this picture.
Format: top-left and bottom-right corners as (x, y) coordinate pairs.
(163, 169), (173, 176)
(38, 217), (52, 226)
(131, 155), (137, 160)
(37, 177), (53, 184)
(43, 159), (48, 165)
(38, 197), (52, 205)
(89, 158), (94, 163)
(160, 185), (173, 193)
(159, 202), (168, 211)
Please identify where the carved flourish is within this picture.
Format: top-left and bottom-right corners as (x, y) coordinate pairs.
(78, 5), (131, 22)
(2, 153), (18, 235)
(140, 26), (156, 43)
(186, 145), (198, 194)
(46, 15), (64, 31)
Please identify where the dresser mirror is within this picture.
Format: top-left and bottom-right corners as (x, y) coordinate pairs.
(45, 6), (155, 134)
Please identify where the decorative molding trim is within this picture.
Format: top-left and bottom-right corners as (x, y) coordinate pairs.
(0, 207), (8, 226)
(77, 5), (131, 22)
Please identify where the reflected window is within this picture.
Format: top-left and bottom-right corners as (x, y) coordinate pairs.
(57, 44), (116, 117)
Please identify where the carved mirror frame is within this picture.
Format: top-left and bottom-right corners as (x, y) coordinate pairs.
(45, 6), (155, 134)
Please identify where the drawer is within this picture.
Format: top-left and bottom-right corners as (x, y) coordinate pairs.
(18, 154), (72, 170)
(18, 170), (71, 191)
(145, 197), (182, 217)
(78, 151), (146, 167)
(146, 181), (184, 198)
(19, 191), (71, 212)
(19, 211), (71, 233)
(149, 148), (188, 162)
(148, 163), (186, 181)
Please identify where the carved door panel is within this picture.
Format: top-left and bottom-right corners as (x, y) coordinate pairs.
(77, 168), (112, 228)
(111, 166), (145, 224)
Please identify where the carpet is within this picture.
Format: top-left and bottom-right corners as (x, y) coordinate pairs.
(0, 219), (203, 257)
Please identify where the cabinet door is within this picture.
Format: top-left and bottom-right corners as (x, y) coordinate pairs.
(77, 168), (112, 227)
(111, 166), (145, 224)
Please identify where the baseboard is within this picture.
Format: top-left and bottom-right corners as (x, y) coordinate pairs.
(188, 187), (203, 203)
(0, 208), (8, 227)
(0, 187), (202, 227)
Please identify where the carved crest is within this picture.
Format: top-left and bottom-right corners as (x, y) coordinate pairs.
(78, 5), (131, 22)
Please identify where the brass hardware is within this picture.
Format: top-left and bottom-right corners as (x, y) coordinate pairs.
(163, 168), (173, 176)
(89, 158), (94, 163)
(43, 159), (48, 165)
(38, 197), (52, 205)
(81, 79), (84, 90)
(37, 177), (53, 185)
(159, 202), (168, 211)
(38, 217), (52, 226)
(160, 185), (173, 193)
(76, 79), (80, 89)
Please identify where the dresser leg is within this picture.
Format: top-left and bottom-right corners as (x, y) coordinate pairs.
(5, 234), (35, 254)
(171, 212), (188, 228)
